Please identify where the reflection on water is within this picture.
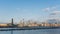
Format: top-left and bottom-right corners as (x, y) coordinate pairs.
(0, 29), (60, 34)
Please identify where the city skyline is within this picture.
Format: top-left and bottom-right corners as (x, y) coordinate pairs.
(0, 0), (60, 23)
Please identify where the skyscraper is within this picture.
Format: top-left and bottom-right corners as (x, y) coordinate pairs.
(11, 18), (13, 26)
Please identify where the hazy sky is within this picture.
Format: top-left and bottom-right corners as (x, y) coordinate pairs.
(0, 0), (60, 23)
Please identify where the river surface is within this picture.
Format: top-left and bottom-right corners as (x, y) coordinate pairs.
(0, 28), (60, 34)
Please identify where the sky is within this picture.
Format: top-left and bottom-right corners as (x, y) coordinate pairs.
(0, 0), (60, 23)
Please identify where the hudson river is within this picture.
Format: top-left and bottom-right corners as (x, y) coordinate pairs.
(0, 28), (60, 34)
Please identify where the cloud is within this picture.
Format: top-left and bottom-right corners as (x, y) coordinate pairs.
(42, 7), (50, 11)
(42, 6), (58, 12)
(50, 11), (60, 15)
(53, 11), (60, 14)
(42, 5), (60, 15)
(42, 5), (60, 20)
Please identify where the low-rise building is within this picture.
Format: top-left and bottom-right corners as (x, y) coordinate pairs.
(0, 24), (8, 27)
(27, 23), (39, 27)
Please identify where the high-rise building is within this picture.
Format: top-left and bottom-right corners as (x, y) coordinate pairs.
(11, 18), (13, 26)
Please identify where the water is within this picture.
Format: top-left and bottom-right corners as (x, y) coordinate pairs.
(0, 28), (60, 34)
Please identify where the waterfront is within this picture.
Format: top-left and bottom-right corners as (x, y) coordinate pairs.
(0, 28), (60, 34)
(0, 0), (60, 34)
